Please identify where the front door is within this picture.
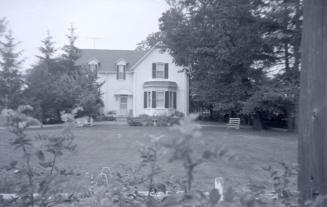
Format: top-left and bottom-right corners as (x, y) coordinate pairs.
(120, 96), (128, 115)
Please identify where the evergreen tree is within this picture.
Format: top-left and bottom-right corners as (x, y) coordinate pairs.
(0, 30), (23, 110)
(61, 25), (80, 76)
(25, 31), (58, 123)
(37, 31), (56, 62)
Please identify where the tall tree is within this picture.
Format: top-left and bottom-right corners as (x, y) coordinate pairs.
(37, 31), (56, 62)
(61, 25), (81, 76)
(25, 31), (58, 123)
(0, 30), (23, 110)
(298, 0), (327, 205)
(259, 0), (303, 130)
(160, 0), (275, 116)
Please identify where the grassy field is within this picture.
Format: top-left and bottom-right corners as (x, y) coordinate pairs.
(0, 124), (297, 192)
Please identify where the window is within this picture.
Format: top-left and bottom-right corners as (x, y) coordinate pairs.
(156, 63), (165, 79)
(88, 62), (99, 75)
(152, 63), (168, 79)
(156, 91), (165, 108)
(144, 90), (176, 109)
(117, 64), (126, 80)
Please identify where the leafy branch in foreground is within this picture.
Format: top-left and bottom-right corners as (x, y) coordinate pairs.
(163, 114), (237, 193)
(0, 105), (77, 207)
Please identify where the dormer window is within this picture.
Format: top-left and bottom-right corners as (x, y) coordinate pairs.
(88, 59), (99, 74)
(152, 63), (168, 79)
(89, 64), (98, 73)
(116, 59), (127, 80)
(117, 65), (126, 80)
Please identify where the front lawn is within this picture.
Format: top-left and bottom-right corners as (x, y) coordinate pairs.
(0, 124), (297, 192)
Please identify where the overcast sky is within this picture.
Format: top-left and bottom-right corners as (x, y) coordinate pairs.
(0, 0), (169, 69)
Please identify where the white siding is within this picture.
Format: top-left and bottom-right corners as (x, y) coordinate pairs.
(98, 72), (133, 115)
(133, 49), (189, 116)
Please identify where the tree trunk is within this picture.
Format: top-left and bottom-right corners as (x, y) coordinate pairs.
(293, 0), (302, 132)
(298, 0), (327, 205)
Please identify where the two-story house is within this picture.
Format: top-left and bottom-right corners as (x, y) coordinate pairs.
(76, 46), (189, 117)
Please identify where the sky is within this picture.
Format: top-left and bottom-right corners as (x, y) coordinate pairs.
(0, 0), (169, 69)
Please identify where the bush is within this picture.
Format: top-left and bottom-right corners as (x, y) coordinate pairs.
(127, 111), (184, 126)
(94, 110), (117, 121)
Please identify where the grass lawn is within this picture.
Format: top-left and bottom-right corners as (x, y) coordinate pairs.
(0, 124), (297, 192)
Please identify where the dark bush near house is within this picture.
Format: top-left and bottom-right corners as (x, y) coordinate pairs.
(95, 115), (117, 121)
(127, 111), (184, 126)
(95, 110), (117, 121)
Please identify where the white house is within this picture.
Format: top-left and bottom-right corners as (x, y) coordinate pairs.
(76, 47), (189, 117)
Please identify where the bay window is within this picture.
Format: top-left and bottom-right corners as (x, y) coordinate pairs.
(144, 90), (176, 109)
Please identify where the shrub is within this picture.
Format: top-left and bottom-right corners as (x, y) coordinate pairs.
(127, 111), (184, 127)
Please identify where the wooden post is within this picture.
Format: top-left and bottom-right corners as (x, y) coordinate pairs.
(298, 0), (327, 205)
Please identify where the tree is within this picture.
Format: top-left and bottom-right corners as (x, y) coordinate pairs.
(0, 30), (23, 110)
(75, 68), (103, 118)
(136, 32), (162, 51)
(258, 0), (303, 131)
(61, 25), (81, 76)
(298, 0), (327, 205)
(242, 77), (294, 129)
(24, 32), (58, 123)
(37, 31), (56, 62)
(25, 27), (103, 123)
(159, 0), (275, 117)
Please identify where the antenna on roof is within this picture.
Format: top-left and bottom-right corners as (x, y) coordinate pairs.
(86, 37), (103, 49)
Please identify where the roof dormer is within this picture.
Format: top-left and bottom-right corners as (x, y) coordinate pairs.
(88, 58), (100, 73)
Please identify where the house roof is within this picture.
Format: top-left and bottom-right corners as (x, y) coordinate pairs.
(76, 49), (148, 73)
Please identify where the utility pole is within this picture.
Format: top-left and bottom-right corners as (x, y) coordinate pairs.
(298, 0), (327, 205)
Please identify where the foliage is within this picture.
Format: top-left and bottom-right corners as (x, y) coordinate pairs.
(0, 105), (77, 207)
(242, 78), (294, 129)
(258, 162), (299, 207)
(162, 114), (236, 192)
(158, 0), (302, 130)
(159, 0), (275, 115)
(136, 31), (162, 51)
(0, 30), (24, 110)
(127, 111), (184, 127)
(24, 28), (103, 123)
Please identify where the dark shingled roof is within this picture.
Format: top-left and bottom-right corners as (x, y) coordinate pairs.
(76, 49), (148, 72)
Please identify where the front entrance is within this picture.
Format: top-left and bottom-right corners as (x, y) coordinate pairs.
(119, 96), (128, 116)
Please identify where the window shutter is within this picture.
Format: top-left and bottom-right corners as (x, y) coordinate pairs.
(164, 63), (169, 79)
(165, 91), (169, 108)
(173, 92), (177, 109)
(116, 65), (119, 80)
(152, 63), (156, 79)
(123, 65), (126, 80)
(152, 91), (156, 108)
(144, 92), (147, 108)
